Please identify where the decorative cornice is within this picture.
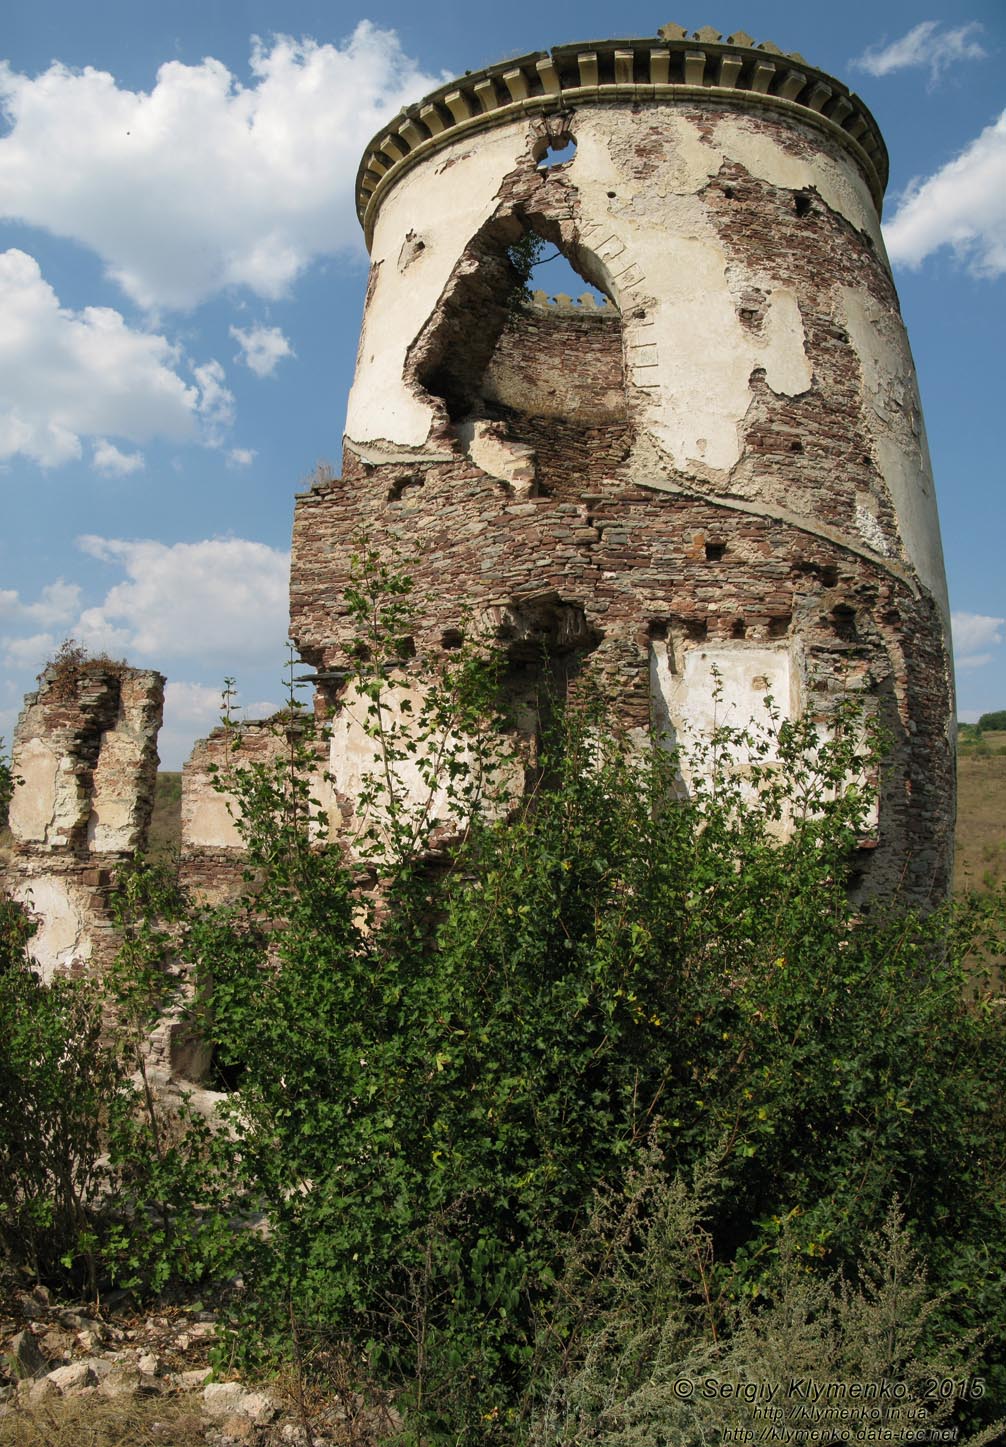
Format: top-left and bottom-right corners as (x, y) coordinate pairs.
(355, 30), (888, 247)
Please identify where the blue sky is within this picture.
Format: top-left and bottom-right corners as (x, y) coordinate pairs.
(1, 2), (1004, 765)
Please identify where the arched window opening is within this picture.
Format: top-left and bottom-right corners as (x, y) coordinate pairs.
(534, 134), (576, 170)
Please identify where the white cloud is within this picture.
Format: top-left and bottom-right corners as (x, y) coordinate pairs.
(93, 437), (144, 476)
(0, 249), (234, 466)
(159, 680), (281, 767)
(0, 580), (81, 627)
(227, 447), (257, 468)
(75, 534), (290, 663)
(952, 610), (1004, 669)
(3, 631), (56, 668)
(192, 359), (236, 445)
(164, 679), (231, 728)
(231, 323), (294, 378)
(165, 679), (277, 727)
(884, 111), (1006, 277)
(852, 21), (987, 82)
(0, 26), (444, 310)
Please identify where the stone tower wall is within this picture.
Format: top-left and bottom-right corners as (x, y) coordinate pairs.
(290, 31), (955, 903)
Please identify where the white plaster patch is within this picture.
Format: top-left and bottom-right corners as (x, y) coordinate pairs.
(14, 875), (92, 983)
(8, 737), (58, 843)
(181, 792), (244, 850)
(760, 288), (813, 396)
(573, 110), (813, 474)
(455, 419), (536, 492)
(345, 123), (533, 450)
(327, 677), (519, 854)
(651, 640), (796, 766)
(855, 501), (890, 556)
(838, 285), (950, 624)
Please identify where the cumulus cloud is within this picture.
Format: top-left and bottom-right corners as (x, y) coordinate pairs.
(159, 679), (280, 767)
(192, 359), (236, 445)
(227, 447), (257, 468)
(852, 21), (987, 82)
(0, 580), (81, 627)
(884, 111), (1006, 277)
(0, 249), (235, 466)
(952, 610), (1004, 670)
(93, 438), (144, 476)
(75, 534), (290, 662)
(0, 26), (444, 311)
(231, 323), (294, 378)
(3, 631), (57, 669)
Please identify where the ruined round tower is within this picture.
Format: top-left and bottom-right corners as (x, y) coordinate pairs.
(290, 24), (955, 902)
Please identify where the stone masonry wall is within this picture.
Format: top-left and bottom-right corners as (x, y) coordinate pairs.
(3, 660), (164, 980)
(292, 91), (955, 905)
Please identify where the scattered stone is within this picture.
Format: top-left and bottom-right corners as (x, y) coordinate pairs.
(4, 1330), (46, 1380)
(174, 1366), (212, 1390)
(138, 1350), (165, 1376)
(219, 1414), (258, 1444)
(46, 1360), (98, 1393)
(203, 1382), (277, 1424)
(39, 1326), (75, 1360)
(99, 1364), (164, 1399)
(26, 1375), (59, 1404)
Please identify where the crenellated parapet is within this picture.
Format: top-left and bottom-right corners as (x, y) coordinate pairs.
(528, 289), (617, 314)
(355, 27), (888, 243)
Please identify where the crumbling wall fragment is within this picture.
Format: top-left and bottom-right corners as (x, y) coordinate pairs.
(3, 660), (164, 980)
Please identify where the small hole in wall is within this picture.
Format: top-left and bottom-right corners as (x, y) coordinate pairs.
(768, 616), (790, 639)
(820, 565), (839, 588)
(831, 604), (858, 642)
(647, 619), (668, 640)
(210, 1049), (245, 1094)
(790, 439), (804, 453)
(607, 190), (616, 198)
(723, 185), (736, 199)
(442, 629), (464, 650)
(535, 135), (576, 169)
(705, 541), (726, 562)
(731, 618), (746, 639)
(387, 473), (424, 502)
(794, 192), (812, 217)
(395, 635), (416, 661)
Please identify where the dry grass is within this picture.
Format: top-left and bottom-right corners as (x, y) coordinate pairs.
(147, 772), (182, 860)
(955, 731), (1006, 894)
(0, 1394), (210, 1447)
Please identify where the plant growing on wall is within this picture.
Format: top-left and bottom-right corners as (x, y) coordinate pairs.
(1, 556), (1004, 1445)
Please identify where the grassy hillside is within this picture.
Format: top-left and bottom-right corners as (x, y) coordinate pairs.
(147, 770), (182, 858)
(954, 728), (1006, 894)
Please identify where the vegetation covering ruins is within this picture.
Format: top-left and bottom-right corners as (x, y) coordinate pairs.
(1, 556), (1005, 1445)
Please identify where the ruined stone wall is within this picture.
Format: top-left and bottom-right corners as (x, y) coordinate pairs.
(291, 37), (955, 905)
(3, 661), (164, 980)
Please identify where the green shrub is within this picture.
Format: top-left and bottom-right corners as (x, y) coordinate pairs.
(169, 554), (1006, 1440)
(2, 555), (1003, 1446)
(0, 897), (120, 1294)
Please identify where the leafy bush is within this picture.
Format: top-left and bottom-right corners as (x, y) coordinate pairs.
(977, 710), (1006, 732)
(1, 554), (1004, 1446)
(0, 737), (12, 829)
(171, 555), (1006, 1440)
(0, 898), (119, 1294)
